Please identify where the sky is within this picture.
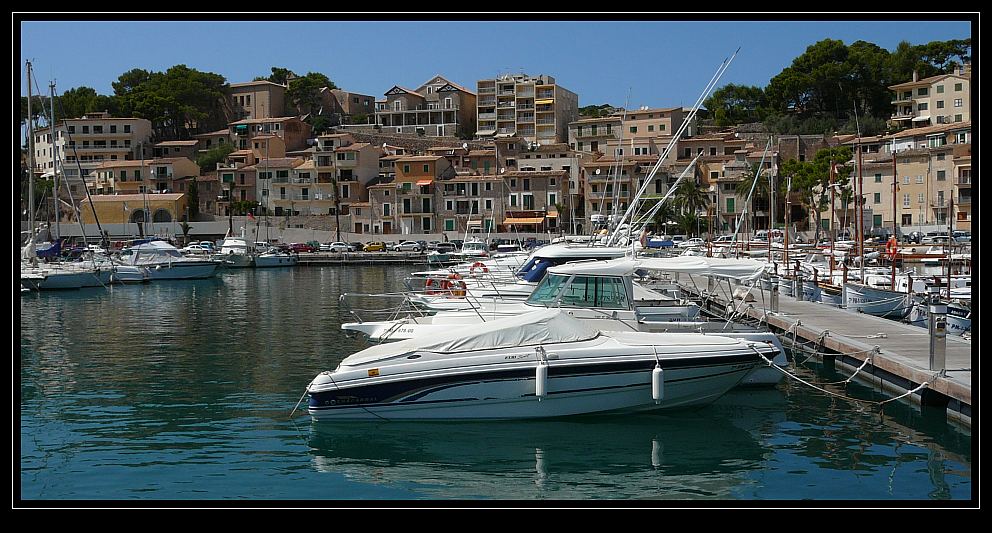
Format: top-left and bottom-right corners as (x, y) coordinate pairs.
(19, 18), (973, 109)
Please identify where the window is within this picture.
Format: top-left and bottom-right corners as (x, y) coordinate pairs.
(918, 193), (924, 204)
(902, 214), (913, 226)
(903, 176), (910, 184)
(509, 195), (517, 207)
(124, 125), (131, 133)
(937, 170), (946, 181)
(485, 199), (492, 210)
(903, 193), (910, 207)
(954, 82), (963, 91)
(342, 184), (350, 198)
(874, 173), (882, 183)
(648, 125), (654, 132)
(68, 125), (75, 133)
(937, 85), (944, 93)
(134, 170), (141, 179)
(555, 275), (629, 310)
(629, 126), (637, 134)
(445, 219), (455, 231)
(874, 192), (881, 204)
(916, 175), (923, 184)
(954, 115), (963, 123)
(549, 193), (557, 206)
(403, 164), (410, 173)
(485, 182), (492, 191)
(917, 87), (928, 96)
(726, 198), (735, 213)
(110, 125), (117, 133)
(937, 100), (945, 109)
(917, 102), (928, 111)
(937, 153), (945, 161)
(382, 203), (390, 216)
(953, 98), (963, 107)
(873, 214), (883, 226)
(423, 164), (429, 173)
(445, 200), (453, 210)
(710, 147), (717, 156)
(276, 170), (288, 178)
(82, 126), (89, 133)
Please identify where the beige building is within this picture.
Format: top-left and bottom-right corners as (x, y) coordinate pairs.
(230, 80), (286, 120)
(313, 133), (382, 229)
(376, 75), (477, 137)
(32, 111), (153, 190)
(229, 116), (312, 152)
(154, 140), (199, 160)
(249, 157), (306, 215)
(89, 157), (200, 196)
(568, 107), (694, 161)
(80, 193), (188, 225)
(192, 128), (234, 154)
(476, 73), (579, 144)
(437, 175), (506, 234)
(888, 65), (970, 129)
(318, 88), (376, 124)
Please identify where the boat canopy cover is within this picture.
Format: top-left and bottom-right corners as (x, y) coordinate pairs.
(341, 309), (601, 366)
(548, 256), (769, 282)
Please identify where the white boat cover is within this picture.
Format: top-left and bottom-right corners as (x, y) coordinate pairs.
(548, 256), (769, 282)
(340, 308), (601, 367)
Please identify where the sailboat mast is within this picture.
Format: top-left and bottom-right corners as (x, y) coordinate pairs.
(857, 141), (865, 284)
(26, 61), (35, 252)
(891, 148), (897, 290)
(49, 81), (60, 242)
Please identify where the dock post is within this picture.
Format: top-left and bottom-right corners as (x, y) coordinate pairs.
(928, 290), (947, 376)
(795, 271), (804, 301)
(769, 274), (779, 313)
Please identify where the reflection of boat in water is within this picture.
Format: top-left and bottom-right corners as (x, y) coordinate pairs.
(305, 389), (784, 499)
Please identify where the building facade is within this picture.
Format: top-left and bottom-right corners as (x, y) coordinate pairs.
(476, 73), (579, 144)
(888, 65), (971, 129)
(376, 75), (477, 138)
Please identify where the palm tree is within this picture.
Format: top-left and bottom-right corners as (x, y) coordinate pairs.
(674, 177), (709, 216)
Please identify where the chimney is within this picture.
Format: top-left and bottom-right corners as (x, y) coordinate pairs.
(912, 70), (918, 82)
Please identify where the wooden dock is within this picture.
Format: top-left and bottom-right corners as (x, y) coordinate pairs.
(677, 273), (972, 427)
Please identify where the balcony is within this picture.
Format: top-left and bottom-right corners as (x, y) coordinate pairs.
(478, 86), (495, 94)
(891, 109), (916, 120)
(957, 195), (971, 205)
(574, 129), (613, 139)
(497, 102), (516, 109)
(479, 97), (496, 106)
(479, 112), (497, 120)
(536, 119), (555, 125)
(957, 176), (971, 185)
(516, 90), (535, 98)
(66, 144), (131, 151)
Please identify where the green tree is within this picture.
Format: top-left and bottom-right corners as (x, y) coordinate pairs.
(196, 143), (236, 173)
(673, 177), (709, 216)
(703, 84), (768, 127)
(185, 179), (200, 220)
(287, 72), (337, 116)
(113, 65), (231, 139)
(779, 146), (853, 239)
(258, 66), (296, 85)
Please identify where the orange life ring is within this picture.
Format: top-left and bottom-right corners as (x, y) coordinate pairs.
(448, 279), (467, 298)
(886, 237), (898, 260)
(469, 261), (489, 275)
(425, 277), (441, 295)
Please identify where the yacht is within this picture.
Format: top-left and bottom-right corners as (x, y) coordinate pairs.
(211, 236), (253, 268)
(116, 239), (221, 280)
(307, 308), (779, 421)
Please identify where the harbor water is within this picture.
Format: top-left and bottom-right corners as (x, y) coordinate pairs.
(19, 265), (972, 502)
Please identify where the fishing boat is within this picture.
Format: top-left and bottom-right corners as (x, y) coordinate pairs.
(843, 282), (911, 319)
(906, 299), (971, 337)
(306, 308), (777, 421)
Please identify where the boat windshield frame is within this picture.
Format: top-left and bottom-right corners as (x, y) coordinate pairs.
(526, 273), (633, 311)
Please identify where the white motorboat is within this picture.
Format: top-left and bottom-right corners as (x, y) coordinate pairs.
(307, 308), (778, 421)
(252, 249), (298, 268)
(211, 236), (253, 268)
(116, 239), (220, 280)
(344, 256), (786, 387)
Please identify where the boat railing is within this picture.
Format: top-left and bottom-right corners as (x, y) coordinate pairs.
(339, 291), (432, 324)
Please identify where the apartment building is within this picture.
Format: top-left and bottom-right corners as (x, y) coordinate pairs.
(391, 155), (453, 234)
(192, 128), (234, 154)
(89, 157), (199, 197)
(250, 157), (306, 215)
(376, 75), (477, 137)
(568, 107), (693, 159)
(318, 88), (376, 124)
(888, 64), (970, 129)
(229, 116), (312, 152)
(153, 140), (199, 160)
(437, 175), (505, 234)
(214, 134), (286, 214)
(32, 111), (153, 190)
(476, 73), (578, 144)
(229, 80), (286, 120)
(313, 132), (382, 228)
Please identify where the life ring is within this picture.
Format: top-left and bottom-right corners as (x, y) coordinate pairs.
(425, 277), (441, 295)
(885, 237), (898, 260)
(469, 261), (489, 275)
(448, 279), (467, 298)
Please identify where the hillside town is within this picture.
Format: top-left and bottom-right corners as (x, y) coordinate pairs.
(23, 64), (971, 244)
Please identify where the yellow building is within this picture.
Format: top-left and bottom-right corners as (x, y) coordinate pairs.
(80, 193), (188, 225)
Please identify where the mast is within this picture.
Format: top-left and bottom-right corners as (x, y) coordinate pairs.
(49, 81), (60, 242)
(857, 140), (865, 284)
(829, 159), (835, 283)
(891, 147), (897, 290)
(947, 196), (953, 299)
(784, 175), (791, 271)
(26, 61), (37, 265)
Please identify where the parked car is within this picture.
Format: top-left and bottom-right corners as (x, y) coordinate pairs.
(712, 235), (736, 244)
(922, 235), (956, 245)
(670, 235), (687, 244)
(180, 243), (213, 254)
(327, 242), (354, 252)
(288, 242), (316, 253)
(677, 237), (705, 248)
(349, 242), (365, 253)
(450, 239), (464, 250)
(363, 241), (386, 252)
(952, 230), (970, 243)
(393, 241), (425, 252)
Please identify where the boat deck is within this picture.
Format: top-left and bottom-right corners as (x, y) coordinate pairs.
(676, 273), (972, 427)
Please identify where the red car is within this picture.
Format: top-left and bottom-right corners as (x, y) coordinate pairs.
(288, 243), (315, 253)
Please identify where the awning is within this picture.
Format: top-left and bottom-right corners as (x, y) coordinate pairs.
(535, 98), (554, 105)
(504, 217), (545, 225)
(466, 220), (482, 226)
(912, 115), (931, 122)
(545, 212), (559, 218)
(416, 179), (434, 186)
(475, 129), (496, 136)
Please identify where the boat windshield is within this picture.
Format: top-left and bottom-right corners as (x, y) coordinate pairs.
(463, 241), (487, 252)
(526, 274), (630, 310)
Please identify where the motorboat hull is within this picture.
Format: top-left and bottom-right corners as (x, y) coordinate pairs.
(843, 283), (911, 319)
(110, 266), (151, 284)
(253, 254), (298, 268)
(213, 252), (253, 268)
(145, 261), (219, 280)
(907, 303), (971, 336)
(308, 352), (759, 421)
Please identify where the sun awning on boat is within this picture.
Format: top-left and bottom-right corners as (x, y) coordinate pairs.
(340, 309), (601, 366)
(547, 256), (770, 282)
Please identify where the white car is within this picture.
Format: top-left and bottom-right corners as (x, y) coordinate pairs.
(677, 237), (705, 248)
(180, 244), (212, 255)
(327, 242), (354, 252)
(392, 241), (424, 252)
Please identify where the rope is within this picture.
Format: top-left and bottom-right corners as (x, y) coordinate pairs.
(749, 346), (937, 408)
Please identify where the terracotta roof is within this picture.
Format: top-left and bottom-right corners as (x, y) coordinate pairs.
(395, 155), (445, 162)
(467, 150), (496, 157)
(570, 116), (622, 125)
(616, 107), (680, 116)
(155, 140), (199, 146)
(882, 121), (971, 139)
(889, 72), (968, 90)
(504, 170), (568, 178)
(336, 142), (373, 152)
(241, 158), (304, 170)
(229, 117), (298, 125)
(193, 129), (231, 137)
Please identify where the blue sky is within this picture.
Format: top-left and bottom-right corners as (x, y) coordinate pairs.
(20, 19), (973, 108)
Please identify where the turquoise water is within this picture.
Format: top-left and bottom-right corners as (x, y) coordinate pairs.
(18, 266), (972, 503)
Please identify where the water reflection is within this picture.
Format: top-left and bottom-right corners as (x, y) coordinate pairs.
(306, 391), (786, 499)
